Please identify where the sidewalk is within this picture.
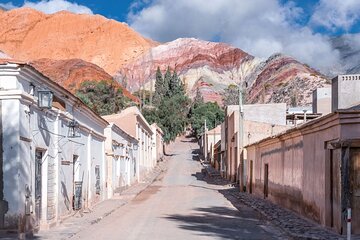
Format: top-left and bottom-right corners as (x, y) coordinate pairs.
(1, 160), (167, 240)
(201, 162), (360, 240)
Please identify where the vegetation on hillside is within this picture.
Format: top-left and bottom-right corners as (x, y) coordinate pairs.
(75, 80), (134, 116)
(142, 67), (190, 144)
(142, 69), (225, 143)
(188, 89), (224, 137)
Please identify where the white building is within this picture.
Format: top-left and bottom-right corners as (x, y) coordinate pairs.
(104, 122), (138, 198)
(0, 60), (108, 231)
(103, 107), (154, 182)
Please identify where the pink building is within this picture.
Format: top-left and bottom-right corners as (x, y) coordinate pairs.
(245, 110), (360, 234)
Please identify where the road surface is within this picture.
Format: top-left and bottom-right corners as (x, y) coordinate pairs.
(72, 136), (286, 240)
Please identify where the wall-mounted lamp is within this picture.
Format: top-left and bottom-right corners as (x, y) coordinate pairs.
(38, 90), (53, 109)
(68, 119), (80, 138)
(133, 143), (139, 150)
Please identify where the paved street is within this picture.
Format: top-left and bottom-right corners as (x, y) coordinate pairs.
(70, 136), (286, 240)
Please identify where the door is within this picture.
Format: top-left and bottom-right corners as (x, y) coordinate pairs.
(264, 163), (269, 198)
(350, 148), (360, 234)
(35, 150), (43, 226)
(250, 160), (253, 194)
(73, 155), (82, 210)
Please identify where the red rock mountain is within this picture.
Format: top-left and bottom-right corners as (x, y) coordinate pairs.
(0, 8), (329, 106)
(30, 58), (139, 103)
(0, 8), (157, 75)
(119, 38), (328, 106)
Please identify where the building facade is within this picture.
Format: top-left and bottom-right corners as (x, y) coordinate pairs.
(151, 123), (164, 166)
(223, 103), (288, 185)
(104, 123), (138, 198)
(103, 107), (154, 182)
(245, 110), (360, 234)
(0, 61), (108, 231)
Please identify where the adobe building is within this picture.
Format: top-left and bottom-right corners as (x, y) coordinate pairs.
(224, 103), (289, 185)
(245, 110), (360, 234)
(203, 125), (221, 164)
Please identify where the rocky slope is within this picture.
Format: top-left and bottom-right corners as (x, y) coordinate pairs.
(30, 58), (139, 103)
(0, 7), (157, 74)
(118, 38), (260, 104)
(119, 38), (328, 106)
(0, 8), (330, 107)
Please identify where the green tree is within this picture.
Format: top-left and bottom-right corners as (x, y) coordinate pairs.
(193, 87), (204, 108)
(163, 66), (172, 97)
(169, 71), (184, 95)
(142, 67), (191, 146)
(75, 80), (132, 116)
(153, 67), (164, 106)
(157, 94), (191, 143)
(222, 84), (239, 106)
(190, 102), (225, 138)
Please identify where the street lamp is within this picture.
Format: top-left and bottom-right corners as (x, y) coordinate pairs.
(133, 143), (139, 151)
(37, 90), (53, 109)
(68, 119), (80, 138)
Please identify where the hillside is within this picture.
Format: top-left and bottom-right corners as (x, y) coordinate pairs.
(119, 38), (329, 106)
(0, 8), (331, 107)
(30, 58), (139, 103)
(0, 7), (157, 74)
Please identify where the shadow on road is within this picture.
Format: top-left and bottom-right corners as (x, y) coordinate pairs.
(163, 206), (273, 240)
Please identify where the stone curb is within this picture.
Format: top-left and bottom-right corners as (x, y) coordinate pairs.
(201, 163), (360, 240)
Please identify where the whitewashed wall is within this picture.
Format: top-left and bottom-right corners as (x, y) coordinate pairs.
(0, 63), (108, 229)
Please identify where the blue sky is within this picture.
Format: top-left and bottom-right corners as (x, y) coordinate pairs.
(0, 0), (359, 70)
(2, 0), (359, 35)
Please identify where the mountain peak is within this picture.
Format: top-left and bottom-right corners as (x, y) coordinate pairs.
(0, 7), (157, 74)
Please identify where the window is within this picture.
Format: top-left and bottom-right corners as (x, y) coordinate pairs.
(95, 165), (100, 195)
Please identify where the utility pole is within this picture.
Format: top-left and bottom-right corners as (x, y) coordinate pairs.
(238, 83), (244, 190)
(204, 119), (207, 161)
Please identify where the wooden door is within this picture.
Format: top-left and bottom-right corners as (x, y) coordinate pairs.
(34, 150), (43, 227)
(250, 160), (253, 194)
(264, 163), (269, 198)
(350, 148), (360, 234)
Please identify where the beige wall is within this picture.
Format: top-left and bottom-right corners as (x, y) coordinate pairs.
(246, 111), (360, 233)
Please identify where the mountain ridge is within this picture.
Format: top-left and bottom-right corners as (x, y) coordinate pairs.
(0, 8), (336, 107)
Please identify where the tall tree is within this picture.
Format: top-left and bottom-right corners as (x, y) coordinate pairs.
(163, 66), (172, 97)
(153, 67), (164, 106)
(190, 102), (225, 138)
(170, 71), (184, 95)
(222, 84), (239, 106)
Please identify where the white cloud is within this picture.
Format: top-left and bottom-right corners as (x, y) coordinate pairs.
(0, 0), (93, 14)
(128, 0), (340, 71)
(0, 2), (18, 10)
(310, 0), (360, 32)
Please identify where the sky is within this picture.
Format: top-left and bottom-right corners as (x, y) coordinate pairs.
(0, 0), (360, 71)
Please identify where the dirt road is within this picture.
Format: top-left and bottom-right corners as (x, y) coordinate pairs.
(71, 137), (286, 240)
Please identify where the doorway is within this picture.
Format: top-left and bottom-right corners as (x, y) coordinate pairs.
(250, 160), (253, 194)
(34, 149), (43, 227)
(350, 148), (360, 234)
(73, 155), (82, 210)
(264, 163), (269, 198)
